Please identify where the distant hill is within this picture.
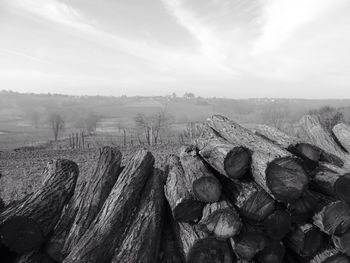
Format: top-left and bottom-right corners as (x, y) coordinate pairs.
(1, 90), (350, 131)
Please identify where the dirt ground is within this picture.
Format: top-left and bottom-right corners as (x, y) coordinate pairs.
(0, 144), (180, 205)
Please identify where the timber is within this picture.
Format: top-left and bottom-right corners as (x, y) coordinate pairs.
(285, 223), (323, 257)
(198, 200), (241, 239)
(217, 173), (275, 222)
(293, 115), (348, 167)
(263, 209), (291, 240)
(111, 169), (165, 263)
(46, 147), (122, 261)
(333, 230), (350, 257)
(333, 123), (350, 153)
(310, 248), (350, 263)
(258, 241), (285, 263)
(311, 163), (350, 204)
(63, 149), (154, 263)
(164, 155), (204, 222)
(207, 115), (308, 202)
(0, 159), (79, 253)
(196, 124), (251, 180)
(232, 231), (266, 260)
(179, 145), (222, 203)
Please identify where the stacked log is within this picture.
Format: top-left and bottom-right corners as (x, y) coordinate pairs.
(333, 123), (350, 153)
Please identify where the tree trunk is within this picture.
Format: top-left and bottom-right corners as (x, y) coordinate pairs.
(293, 115), (349, 167)
(174, 222), (234, 262)
(310, 248), (350, 263)
(217, 173), (275, 222)
(198, 200), (241, 239)
(111, 168), (165, 263)
(179, 145), (222, 203)
(164, 155), (204, 223)
(207, 115), (308, 202)
(0, 159), (79, 254)
(333, 123), (350, 153)
(285, 223), (323, 257)
(63, 149), (154, 263)
(46, 147), (123, 261)
(195, 124), (251, 180)
(311, 163), (350, 204)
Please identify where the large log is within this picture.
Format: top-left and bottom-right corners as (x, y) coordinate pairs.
(165, 155), (204, 223)
(285, 223), (323, 257)
(157, 203), (183, 263)
(263, 209), (291, 240)
(333, 123), (350, 153)
(195, 125), (251, 180)
(253, 124), (341, 167)
(46, 147), (122, 261)
(207, 115), (308, 202)
(0, 159), (79, 253)
(311, 163), (350, 204)
(198, 200), (241, 239)
(179, 145), (222, 203)
(310, 248), (350, 263)
(231, 231), (266, 260)
(111, 168), (165, 263)
(313, 200), (350, 236)
(217, 174), (275, 222)
(63, 149), (154, 263)
(258, 241), (285, 263)
(174, 222), (234, 262)
(293, 115), (349, 167)
(333, 229), (350, 257)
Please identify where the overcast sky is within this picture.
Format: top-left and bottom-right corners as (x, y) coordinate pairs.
(1, 0), (350, 98)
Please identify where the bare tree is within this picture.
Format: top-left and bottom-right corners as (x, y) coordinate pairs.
(49, 113), (65, 141)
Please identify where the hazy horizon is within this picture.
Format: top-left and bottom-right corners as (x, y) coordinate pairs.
(1, 0), (350, 99)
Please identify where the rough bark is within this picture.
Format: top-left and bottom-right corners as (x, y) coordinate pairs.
(0, 159), (79, 253)
(333, 123), (350, 153)
(63, 149), (154, 263)
(46, 147), (122, 261)
(285, 223), (323, 257)
(164, 155), (204, 223)
(311, 163), (350, 204)
(196, 125), (251, 180)
(207, 115), (308, 202)
(217, 174), (275, 222)
(263, 209), (292, 240)
(293, 115), (348, 167)
(310, 248), (350, 263)
(157, 203), (183, 263)
(198, 200), (241, 239)
(179, 145), (222, 203)
(111, 168), (165, 263)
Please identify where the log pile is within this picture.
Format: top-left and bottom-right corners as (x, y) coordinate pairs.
(1, 114), (350, 263)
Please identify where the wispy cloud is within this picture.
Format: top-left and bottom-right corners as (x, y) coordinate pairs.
(0, 47), (52, 65)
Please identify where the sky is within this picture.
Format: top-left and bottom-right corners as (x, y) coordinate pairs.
(1, 0), (350, 98)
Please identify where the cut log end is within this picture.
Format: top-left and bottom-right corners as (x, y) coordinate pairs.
(199, 208), (241, 239)
(174, 200), (204, 223)
(243, 189), (275, 222)
(333, 229), (350, 256)
(0, 216), (44, 253)
(234, 233), (266, 260)
(263, 210), (291, 240)
(258, 241), (285, 263)
(292, 143), (322, 163)
(266, 157), (308, 202)
(335, 174), (350, 204)
(224, 147), (251, 179)
(187, 237), (234, 263)
(193, 176), (222, 203)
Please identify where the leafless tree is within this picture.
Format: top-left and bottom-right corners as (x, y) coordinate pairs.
(49, 113), (65, 141)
